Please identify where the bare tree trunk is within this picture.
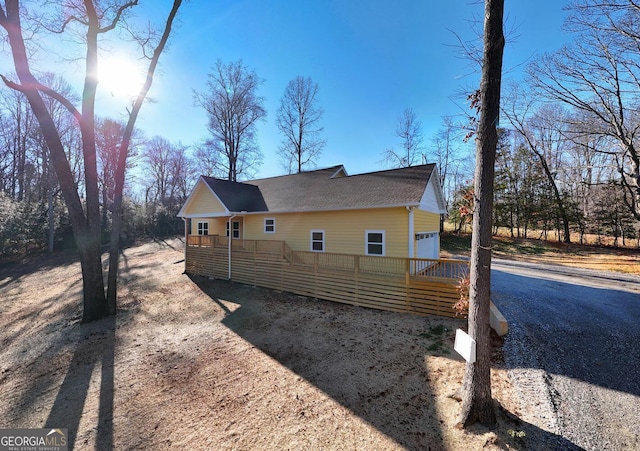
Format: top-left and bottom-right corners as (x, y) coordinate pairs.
(458, 0), (504, 428)
(539, 155), (571, 243)
(79, 240), (108, 322)
(47, 187), (55, 253)
(0, 2), (109, 323)
(106, 0), (182, 314)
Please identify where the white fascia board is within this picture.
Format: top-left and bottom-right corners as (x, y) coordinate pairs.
(330, 165), (348, 178)
(176, 176), (230, 217)
(181, 212), (234, 219)
(418, 166), (447, 214)
(176, 176), (203, 217)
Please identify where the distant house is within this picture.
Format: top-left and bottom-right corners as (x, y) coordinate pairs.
(177, 164), (447, 260)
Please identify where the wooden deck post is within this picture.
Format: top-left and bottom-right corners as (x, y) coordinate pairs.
(405, 258), (411, 311)
(314, 252), (319, 297)
(354, 255), (360, 304)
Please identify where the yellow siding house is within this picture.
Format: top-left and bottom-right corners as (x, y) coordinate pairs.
(177, 164), (447, 260)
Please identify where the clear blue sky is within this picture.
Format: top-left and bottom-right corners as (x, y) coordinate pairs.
(71, 1), (573, 179)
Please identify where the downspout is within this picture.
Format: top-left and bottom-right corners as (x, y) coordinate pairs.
(228, 213), (237, 280)
(407, 206), (415, 258)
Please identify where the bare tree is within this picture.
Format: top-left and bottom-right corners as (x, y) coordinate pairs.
(1, 73), (82, 255)
(502, 90), (573, 242)
(0, 0), (183, 322)
(0, 85), (36, 201)
(192, 141), (219, 177)
(96, 118), (124, 233)
(276, 76), (325, 173)
(142, 136), (192, 207)
(139, 136), (193, 236)
(528, 0), (640, 221)
(564, 115), (615, 229)
(194, 59), (266, 181)
(37, 74), (81, 253)
(143, 136), (173, 205)
(381, 108), (424, 168)
(431, 116), (472, 231)
(167, 142), (195, 203)
(458, 0), (504, 428)
(96, 118), (142, 234)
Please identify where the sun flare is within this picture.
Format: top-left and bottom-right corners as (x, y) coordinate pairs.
(98, 55), (146, 98)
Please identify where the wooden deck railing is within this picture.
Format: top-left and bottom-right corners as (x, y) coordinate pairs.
(187, 235), (287, 254)
(411, 258), (470, 279)
(186, 234), (217, 247)
(185, 237), (469, 318)
(186, 237), (469, 280)
(185, 235), (468, 316)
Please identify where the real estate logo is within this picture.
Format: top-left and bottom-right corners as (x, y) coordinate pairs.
(0, 429), (68, 451)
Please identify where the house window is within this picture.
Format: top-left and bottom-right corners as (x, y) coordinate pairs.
(310, 230), (325, 252)
(197, 221), (209, 236)
(226, 220), (240, 239)
(264, 218), (276, 233)
(366, 230), (385, 256)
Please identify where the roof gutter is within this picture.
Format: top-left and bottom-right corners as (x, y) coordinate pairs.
(232, 203), (420, 216)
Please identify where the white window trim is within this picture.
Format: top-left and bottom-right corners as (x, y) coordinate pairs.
(310, 229), (325, 252)
(197, 221), (209, 236)
(226, 220), (240, 239)
(365, 230), (385, 256)
(264, 217), (276, 234)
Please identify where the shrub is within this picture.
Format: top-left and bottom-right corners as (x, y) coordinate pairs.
(453, 272), (470, 316)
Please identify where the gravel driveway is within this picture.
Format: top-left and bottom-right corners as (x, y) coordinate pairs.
(491, 259), (640, 451)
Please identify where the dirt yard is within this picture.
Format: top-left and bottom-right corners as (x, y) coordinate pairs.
(1, 238), (545, 450)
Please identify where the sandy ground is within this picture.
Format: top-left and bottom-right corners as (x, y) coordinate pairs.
(1, 238), (546, 450)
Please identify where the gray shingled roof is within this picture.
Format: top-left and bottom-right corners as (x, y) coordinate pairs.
(202, 164), (435, 213)
(202, 176), (268, 212)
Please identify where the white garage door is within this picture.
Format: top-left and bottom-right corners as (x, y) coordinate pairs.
(416, 232), (439, 260)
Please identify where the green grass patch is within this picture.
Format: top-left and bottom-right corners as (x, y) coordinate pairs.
(441, 233), (552, 256)
(419, 324), (447, 339)
(492, 237), (549, 255)
(440, 233), (472, 254)
(419, 324), (451, 355)
(507, 429), (527, 444)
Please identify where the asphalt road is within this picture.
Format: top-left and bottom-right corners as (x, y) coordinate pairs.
(491, 259), (640, 451)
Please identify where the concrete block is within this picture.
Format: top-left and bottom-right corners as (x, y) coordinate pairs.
(490, 301), (508, 336)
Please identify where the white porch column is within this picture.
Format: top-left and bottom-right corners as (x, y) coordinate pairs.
(183, 218), (188, 261)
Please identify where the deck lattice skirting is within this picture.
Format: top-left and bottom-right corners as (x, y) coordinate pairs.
(185, 236), (468, 318)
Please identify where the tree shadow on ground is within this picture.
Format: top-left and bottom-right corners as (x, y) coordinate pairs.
(43, 316), (116, 450)
(489, 401), (585, 451)
(192, 276), (581, 450)
(0, 251), (81, 291)
(2, 239), (188, 449)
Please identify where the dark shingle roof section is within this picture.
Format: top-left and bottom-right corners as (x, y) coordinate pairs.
(253, 164), (434, 212)
(201, 176), (268, 212)
(201, 164), (435, 213)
